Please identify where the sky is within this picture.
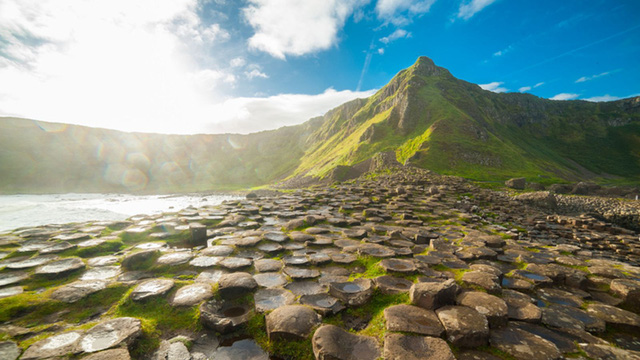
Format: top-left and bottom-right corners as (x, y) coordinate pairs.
(0, 0), (639, 134)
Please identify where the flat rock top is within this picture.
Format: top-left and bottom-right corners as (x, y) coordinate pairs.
(35, 257), (85, 275)
(79, 317), (142, 353)
(131, 278), (175, 301)
(312, 325), (380, 360)
(266, 305), (321, 340)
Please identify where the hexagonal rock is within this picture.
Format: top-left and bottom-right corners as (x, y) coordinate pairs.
(504, 298), (542, 323)
(379, 258), (416, 273)
(121, 250), (158, 270)
(435, 305), (489, 348)
(329, 278), (374, 306)
(384, 304), (444, 336)
(409, 279), (459, 310)
(0, 272), (29, 287)
(130, 278), (175, 301)
(283, 267), (320, 280)
(383, 333), (454, 360)
(21, 331), (83, 359)
(299, 294), (345, 316)
(312, 325), (380, 360)
(374, 275), (413, 294)
(51, 280), (108, 303)
(35, 257), (85, 277)
(266, 305), (321, 341)
(586, 303), (640, 332)
(80, 348), (131, 360)
(610, 279), (640, 311)
(254, 288), (296, 312)
(170, 283), (213, 307)
(200, 300), (253, 333)
(461, 271), (501, 295)
(156, 252), (193, 266)
(582, 343), (640, 360)
(254, 259), (283, 272)
(0, 341), (21, 360)
(489, 325), (561, 360)
(542, 304), (605, 332)
(457, 291), (508, 328)
(79, 317), (142, 353)
(218, 272), (258, 299)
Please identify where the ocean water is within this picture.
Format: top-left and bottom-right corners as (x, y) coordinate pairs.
(0, 193), (239, 233)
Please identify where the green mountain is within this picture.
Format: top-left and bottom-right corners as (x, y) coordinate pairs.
(1, 56), (639, 194)
(292, 57), (640, 184)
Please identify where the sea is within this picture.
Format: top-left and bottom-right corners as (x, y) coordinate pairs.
(0, 193), (239, 233)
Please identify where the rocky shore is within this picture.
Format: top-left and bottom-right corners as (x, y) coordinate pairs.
(1, 168), (640, 360)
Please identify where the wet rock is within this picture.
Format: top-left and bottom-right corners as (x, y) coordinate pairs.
(218, 272), (258, 299)
(79, 317), (142, 353)
(210, 339), (267, 360)
(0, 272), (29, 287)
(384, 304), (444, 336)
(36, 258), (85, 276)
(131, 278), (175, 301)
(156, 252), (193, 266)
(383, 333), (454, 360)
(436, 305), (489, 347)
(170, 283), (213, 306)
(379, 258), (417, 273)
(511, 322), (578, 353)
(299, 294), (345, 315)
(285, 281), (326, 296)
(489, 325), (561, 360)
(374, 275), (413, 294)
(219, 257), (253, 270)
(253, 272), (288, 288)
(312, 325), (380, 360)
(409, 278), (459, 310)
(455, 350), (502, 360)
(535, 287), (583, 307)
(329, 278), (373, 306)
(254, 288), (295, 312)
(357, 243), (395, 258)
(51, 280), (108, 303)
(21, 331), (83, 359)
(586, 303), (640, 331)
(80, 266), (121, 281)
(0, 286), (24, 299)
(266, 305), (321, 341)
(121, 250), (158, 270)
(283, 267), (320, 279)
(457, 291), (508, 328)
(200, 300), (253, 333)
(0, 341), (21, 360)
(254, 259), (283, 272)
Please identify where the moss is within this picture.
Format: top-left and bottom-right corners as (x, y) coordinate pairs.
(352, 291), (410, 343)
(348, 256), (386, 280)
(475, 346), (518, 360)
(524, 247), (540, 253)
(69, 239), (125, 258)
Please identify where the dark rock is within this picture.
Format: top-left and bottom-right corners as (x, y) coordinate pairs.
(384, 304), (444, 336)
(383, 333), (454, 360)
(505, 178), (526, 190)
(79, 317), (141, 353)
(586, 303), (640, 331)
(457, 291), (508, 328)
(436, 305), (489, 348)
(409, 278), (459, 310)
(489, 325), (561, 360)
(312, 325), (380, 360)
(121, 250), (158, 270)
(329, 278), (374, 306)
(254, 288), (295, 312)
(218, 272), (258, 299)
(266, 305), (321, 341)
(200, 300), (253, 333)
(374, 275), (413, 294)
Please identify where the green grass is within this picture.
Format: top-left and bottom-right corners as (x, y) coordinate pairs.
(247, 314), (315, 360)
(71, 239), (125, 258)
(348, 255), (387, 279)
(346, 291), (409, 343)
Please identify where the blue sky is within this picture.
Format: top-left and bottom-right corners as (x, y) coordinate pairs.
(1, 0), (639, 134)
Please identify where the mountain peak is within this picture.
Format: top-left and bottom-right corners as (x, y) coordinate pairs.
(411, 56), (451, 77)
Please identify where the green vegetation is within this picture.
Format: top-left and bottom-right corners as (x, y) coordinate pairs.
(247, 314), (315, 360)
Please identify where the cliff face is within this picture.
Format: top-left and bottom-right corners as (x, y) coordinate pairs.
(1, 56), (639, 194)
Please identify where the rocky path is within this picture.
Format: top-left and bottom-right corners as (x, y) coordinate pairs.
(0, 168), (639, 359)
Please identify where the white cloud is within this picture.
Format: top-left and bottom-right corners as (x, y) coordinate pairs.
(493, 44), (513, 57)
(243, 0), (368, 59)
(575, 71), (610, 83)
(583, 94), (620, 102)
(245, 69), (269, 79)
(375, 0), (436, 25)
(203, 88), (377, 134)
(458, 0), (497, 20)
(518, 82), (544, 93)
(378, 48), (385, 55)
(479, 81), (507, 93)
(380, 29), (411, 44)
(550, 93), (579, 101)
(230, 57), (247, 68)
